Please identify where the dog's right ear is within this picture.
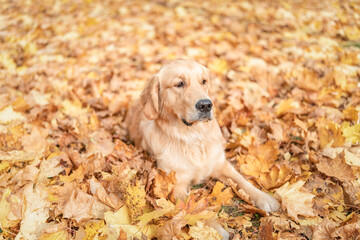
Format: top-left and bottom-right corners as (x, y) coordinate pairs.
(140, 75), (160, 120)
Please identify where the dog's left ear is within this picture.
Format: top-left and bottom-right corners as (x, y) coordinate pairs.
(140, 75), (160, 120)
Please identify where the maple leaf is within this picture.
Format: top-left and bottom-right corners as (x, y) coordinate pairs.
(137, 198), (175, 227)
(38, 230), (69, 240)
(342, 123), (360, 144)
(344, 149), (360, 167)
(157, 211), (187, 240)
(208, 181), (234, 206)
(89, 177), (123, 210)
(122, 180), (146, 221)
(276, 180), (316, 220)
(257, 164), (292, 190)
(104, 205), (142, 239)
(332, 221), (360, 239)
(275, 98), (301, 117)
(153, 170), (176, 199)
(312, 218), (338, 240)
(315, 153), (355, 182)
(188, 221), (222, 240)
(86, 130), (114, 157)
(82, 220), (106, 240)
(62, 190), (94, 223)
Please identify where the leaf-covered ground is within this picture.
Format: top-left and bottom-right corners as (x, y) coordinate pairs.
(0, 0), (360, 239)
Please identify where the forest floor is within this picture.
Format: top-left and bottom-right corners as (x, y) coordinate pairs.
(0, 0), (360, 239)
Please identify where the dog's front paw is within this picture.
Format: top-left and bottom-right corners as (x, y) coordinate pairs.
(253, 192), (280, 212)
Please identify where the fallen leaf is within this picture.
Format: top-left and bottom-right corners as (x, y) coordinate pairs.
(104, 205), (142, 239)
(257, 164), (293, 190)
(137, 198), (175, 227)
(38, 230), (69, 240)
(342, 123), (360, 144)
(82, 220), (106, 240)
(153, 170), (176, 199)
(209, 181), (234, 205)
(188, 221), (221, 240)
(315, 153), (355, 182)
(157, 211), (187, 240)
(344, 149), (360, 167)
(62, 190), (94, 223)
(276, 180), (316, 220)
(122, 180), (147, 221)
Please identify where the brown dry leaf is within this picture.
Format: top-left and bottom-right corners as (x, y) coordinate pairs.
(86, 130), (114, 157)
(276, 180), (316, 220)
(331, 221), (360, 239)
(248, 140), (280, 163)
(259, 218), (276, 240)
(153, 170), (176, 199)
(62, 190), (94, 223)
(312, 218), (338, 240)
(89, 177), (123, 210)
(315, 153), (355, 182)
(157, 211), (187, 240)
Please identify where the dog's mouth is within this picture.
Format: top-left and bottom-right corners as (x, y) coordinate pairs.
(181, 113), (212, 127)
(182, 119), (193, 126)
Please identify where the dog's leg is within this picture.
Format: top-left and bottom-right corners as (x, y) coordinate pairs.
(215, 161), (280, 212)
(172, 173), (193, 200)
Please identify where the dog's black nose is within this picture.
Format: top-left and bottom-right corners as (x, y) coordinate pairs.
(196, 99), (213, 113)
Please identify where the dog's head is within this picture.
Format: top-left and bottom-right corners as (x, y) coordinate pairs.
(140, 59), (213, 126)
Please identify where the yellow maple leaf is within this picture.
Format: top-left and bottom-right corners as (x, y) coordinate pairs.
(209, 181), (234, 205)
(122, 180), (146, 221)
(188, 221), (221, 240)
(137, 198), (175, 227)
(104, 205), (142, 239)
(275, 98), (301, 117)
(83, 220), (106, 240)
(276, 180), (316, 220)
(38, 230), (69, 240)
(342, 123), (360, 144)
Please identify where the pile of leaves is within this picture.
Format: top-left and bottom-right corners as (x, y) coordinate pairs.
(0, 0), (360, 239)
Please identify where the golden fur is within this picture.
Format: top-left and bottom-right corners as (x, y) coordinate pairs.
(126, 59), (279, 212)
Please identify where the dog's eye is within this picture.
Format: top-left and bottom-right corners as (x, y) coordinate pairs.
(202, 79), (207, 85)
(176, 81), (184, 88)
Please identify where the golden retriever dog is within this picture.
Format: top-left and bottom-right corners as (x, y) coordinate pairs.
(126, 59), (280, 214)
